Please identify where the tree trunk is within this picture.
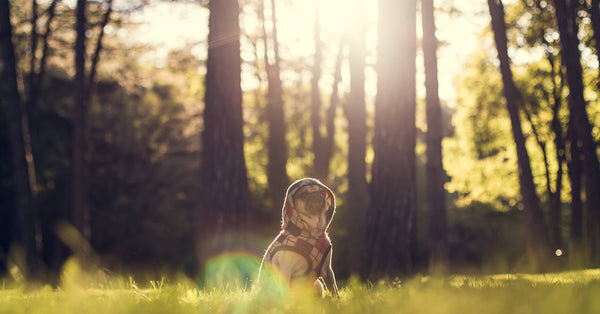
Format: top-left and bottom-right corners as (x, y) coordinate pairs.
(545, 42), (567, 252)
(568, 119), (584, 267)
(522, 107), (563, 249)
(73, 0), (90, 240)
(553, 0), (600, 264)
(199, 0), (252, 266)
(36, 0), (59, 97)
(88, 0), (113, 97)
(488, 0), (551, 272)
(0, 0), (40, 278)
(261, 0), (288, 218)
(322, 38), (345, 182)
(346, 0), (369, 277)
(589, 0), (600, 78)
(422, 0), (448, 275)
(311, 1), (326, 180)
(366, 0), (418, 277)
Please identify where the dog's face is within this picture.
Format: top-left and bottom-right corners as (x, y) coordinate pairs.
(292, 184), (332, 234)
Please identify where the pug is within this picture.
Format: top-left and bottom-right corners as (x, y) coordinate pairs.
(258, 178), (339, 297)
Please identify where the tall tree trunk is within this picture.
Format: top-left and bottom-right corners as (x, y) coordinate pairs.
(36, 0), (59, 97)
(198, 0), (251, 266)
(322, 38), (345, 182)
(366, 0), (418, 277)
(422, 0), (448, 275)
(0, 0), (40, 278)
(553, 0), (600, 264)
(311, 0), (326, 180)
(522, 107), (563, 249)
(261, 0), (288, 218)
(488, 0), (551, 272)
(568, 119), (584, 267)
(88, 0), (113, 97)
(73, 0), (90, 240)
(589, 0), (600, 82)
(346, 0), (369, 277)
(545, 40), (567, 252)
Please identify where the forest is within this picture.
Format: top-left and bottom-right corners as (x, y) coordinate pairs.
(1, 0), (600, 287)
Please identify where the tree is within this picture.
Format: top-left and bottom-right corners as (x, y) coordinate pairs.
(552, 0), (600, 264)
(366, 0), (418, 277)
(72, 0), (114, 241)
(72, 0), (89, 240)
(568, 119), (584, 267)
(346, 0), (369, 276)
(260, 0), (288, 218)
(487, 0), (551, 272)
(198, 0), (252, 265)
(0, 0), (40, 278)
(311, 0), (326, 180)
(422, 0), (448, 275)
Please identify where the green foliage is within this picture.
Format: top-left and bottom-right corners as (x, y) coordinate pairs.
(1, 268), (600, 313)
(445, 48), (520, 209)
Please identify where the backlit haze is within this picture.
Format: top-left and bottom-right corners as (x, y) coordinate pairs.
(79, 0), (491, 107)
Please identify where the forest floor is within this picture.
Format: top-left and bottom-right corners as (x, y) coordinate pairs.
(1, 266), (599, 313)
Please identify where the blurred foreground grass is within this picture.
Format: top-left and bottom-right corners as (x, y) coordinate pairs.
(2, 266), (600, 313)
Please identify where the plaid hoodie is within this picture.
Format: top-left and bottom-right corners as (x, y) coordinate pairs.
(262, 178), (336, 278)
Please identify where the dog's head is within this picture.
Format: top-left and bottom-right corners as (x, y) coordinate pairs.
(281, 178), (335, 236)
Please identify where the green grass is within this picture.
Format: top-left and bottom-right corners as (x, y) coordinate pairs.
(2, 267), (600, 313)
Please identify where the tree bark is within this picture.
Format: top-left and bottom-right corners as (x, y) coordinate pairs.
(589, 0), (600, 75)
(88, 0), (113, 97)
(568, 119), (584, 267)
(311, 1), (326, 180)
(0, 0), (40, 278)
(488, 0), (552, 272)
(37, 0), (59, 95)
(73, 0), (90, 240)
(366, 0), (418, 277)
(553, 0), (600, 264)
(261, 0), (288, 218)
(422, 0), (448, 275)
(199, 0), (252, 266)
(346, 0), (369, 277)
(544, 41), (566, 252)
(522, 106), (563, 249)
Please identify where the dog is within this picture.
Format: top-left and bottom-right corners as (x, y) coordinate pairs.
(258, 178), (339, 297)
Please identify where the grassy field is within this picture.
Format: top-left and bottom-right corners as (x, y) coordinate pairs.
(2, 266), (600, 313)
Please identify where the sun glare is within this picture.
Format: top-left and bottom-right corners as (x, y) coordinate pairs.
(125, 0), (487, 105)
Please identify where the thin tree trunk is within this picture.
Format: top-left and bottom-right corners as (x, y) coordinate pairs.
(321, 38), (345, 182)
(311, 0), (326, 180)
(37, 0), (59, 94)
(568, 119), (584, 267)
(488, 0), (551, 272)
(88, 0), (113, 97)
(199, 0), (252, 266)
(366, 0), (418, 277)
(73, 0), (90, 240)
(553, 0), (600, 264)
(589, 0), (600, 82)
(545, 38), (567, 252)
(261, 0), (288, 217)
(346, 0), (368, 277)
(0, 0), (40, 278)
(422, 0), (448, 275)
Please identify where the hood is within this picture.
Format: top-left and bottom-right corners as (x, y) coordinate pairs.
(281, 178), (336, 233)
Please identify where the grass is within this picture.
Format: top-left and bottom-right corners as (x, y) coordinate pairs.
(1, 265), (600, 313)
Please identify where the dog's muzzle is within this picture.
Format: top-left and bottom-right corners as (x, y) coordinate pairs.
(299, 190), (327, 215)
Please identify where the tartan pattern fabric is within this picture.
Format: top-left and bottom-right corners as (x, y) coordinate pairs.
(265, 228), (332, 277)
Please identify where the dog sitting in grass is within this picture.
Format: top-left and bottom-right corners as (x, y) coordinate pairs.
(258, 178), (339, 297)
